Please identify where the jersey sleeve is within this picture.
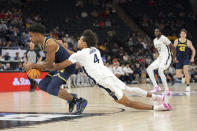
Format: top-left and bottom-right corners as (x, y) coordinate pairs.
(163, 36), (171, 45)
(69, 51), (83, 63)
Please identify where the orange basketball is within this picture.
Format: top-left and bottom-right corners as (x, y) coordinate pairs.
(27, 69), (42, 79)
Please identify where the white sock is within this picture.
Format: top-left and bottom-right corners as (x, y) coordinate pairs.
(152, 94), (156, 100)
(125, 86), (147, 97)
(158, 68), (168, 91)
(152, 94), (163, 101)
(146, 66), (158, 87)
(153, 105), (163, 110)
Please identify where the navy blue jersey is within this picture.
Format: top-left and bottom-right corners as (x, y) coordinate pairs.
(176, 39), (190, 61)
(40, 37), (75, 80)
(40, 37), (69, 63)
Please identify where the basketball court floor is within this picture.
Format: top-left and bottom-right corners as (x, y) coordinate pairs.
(0, 83), (197, 131)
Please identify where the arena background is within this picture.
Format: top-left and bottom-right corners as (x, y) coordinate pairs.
(1, 0), (197, 131)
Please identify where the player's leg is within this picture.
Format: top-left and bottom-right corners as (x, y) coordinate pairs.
(183, 65), (191, 91)
(98, 76), (171, 111)
(146, 59), (160, 92)
(158, 66), (170, 95)
(176, 69), (183, 78)
(125, 86), (165, 103)
(28, 77), (37, 92)
(115, 75), (165, 103)
(62, 65), (88, 114)
(115, 94), (171, 111)
(176, 61), (184, 83)
(47, 76), (87, 114)
(114, 77), (171, 110)
(38, 75), (52, 92)
(46, 76), (73, 101)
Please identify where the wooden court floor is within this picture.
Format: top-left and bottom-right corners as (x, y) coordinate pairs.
(0, 83), (197, 131)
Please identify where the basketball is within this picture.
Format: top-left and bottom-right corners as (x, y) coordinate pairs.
(27, 69), (42, 79)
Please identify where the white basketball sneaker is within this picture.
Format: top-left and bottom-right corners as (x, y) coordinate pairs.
(154, 103), (172, 111)
(152, 94), (169, 105)
(186, 86), (191, 92)
(164, 88), (171, 96)
(150, 86), (161, 93)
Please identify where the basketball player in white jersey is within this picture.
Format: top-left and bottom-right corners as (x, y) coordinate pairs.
(51, 29), (172, 111)
(146, 28), (176, 96)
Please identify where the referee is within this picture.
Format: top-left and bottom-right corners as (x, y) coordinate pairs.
(24, 41), (42, 92)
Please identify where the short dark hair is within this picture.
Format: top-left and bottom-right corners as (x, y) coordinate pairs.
(28, 23), (46, 34)
(180, 28), (187, 34)
(82, 29), (98, 47)
(155, 28), (162, 33)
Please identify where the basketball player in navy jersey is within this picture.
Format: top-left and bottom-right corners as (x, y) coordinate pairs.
(24, 23), (87, 115)
(174, 29), (196, 92)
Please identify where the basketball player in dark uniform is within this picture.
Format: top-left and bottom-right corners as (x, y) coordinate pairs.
(24, 41), (42, 92)
(174, 29), (196, 92)
(24, 23), (87, 114)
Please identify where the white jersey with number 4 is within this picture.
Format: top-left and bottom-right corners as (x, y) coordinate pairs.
(153, 35), (171, 58)
(69, 47), (114, 82)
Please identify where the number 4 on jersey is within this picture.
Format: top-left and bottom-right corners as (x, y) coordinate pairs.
(94, 54), (100, 63)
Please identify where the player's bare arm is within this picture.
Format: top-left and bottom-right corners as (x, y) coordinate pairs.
(173, 39), (178, 62)
(50, 59), (73, 71)
(24, 39), (57, 71)
(65, 48), (75, 55)
(57, 40), (75, 55)
(188, 40), (196, 63)
(173, 39), (178, 47)
(169, 43), (176, 62)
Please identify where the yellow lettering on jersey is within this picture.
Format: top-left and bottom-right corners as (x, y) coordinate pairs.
(179, 46), (185, 51)
(178, 44), (187, 47)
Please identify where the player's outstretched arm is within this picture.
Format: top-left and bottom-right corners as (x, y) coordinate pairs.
(51, 59), (73, 70)
(57, 40), (75, 55)
(65, 48), (75, 55)
(50, 51), (81, 70)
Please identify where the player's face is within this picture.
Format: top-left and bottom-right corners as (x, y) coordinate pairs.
(29, 32), (40, 44)
(29, 41), (35, 50)
(180, 31), (186, 38)
(77, 36), (86, 49)
(154, 29), (161, 37)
